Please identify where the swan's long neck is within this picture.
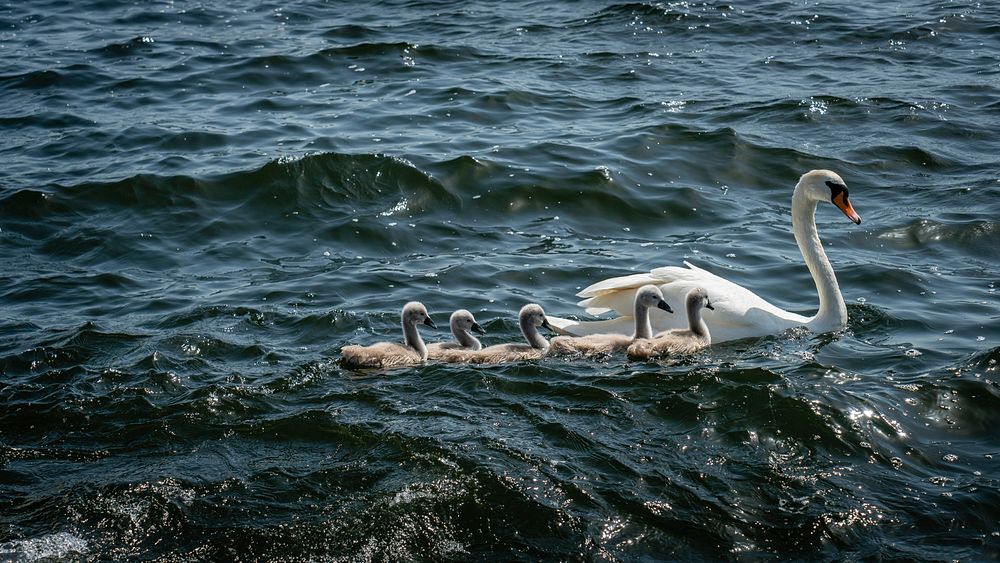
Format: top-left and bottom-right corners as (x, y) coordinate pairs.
(687, 302), (710, 339)
(453, 325), (481, 350)
(792, 188), (847, 328)
(520, 317), (549, 350)
(633, 301), (653, 339)
(403, 319), (427, 360)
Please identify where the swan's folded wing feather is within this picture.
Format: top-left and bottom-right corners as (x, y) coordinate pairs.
(578, 263), (707, 318)
(576, 272), (663, 298)
(648, 261), (721, 287)
(577, 291), (636, 315)
(582, 263), (713, 317)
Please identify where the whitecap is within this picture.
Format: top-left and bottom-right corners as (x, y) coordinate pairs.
(0, 532), (89, 561)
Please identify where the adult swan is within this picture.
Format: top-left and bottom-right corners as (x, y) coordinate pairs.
(547, 170), (862, 343)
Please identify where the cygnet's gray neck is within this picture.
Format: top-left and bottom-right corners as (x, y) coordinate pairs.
(687, 301), (709, 339)
(633, 300), (653, 339)
(453, 325), (481, 349)
(403, 319), (427, 359)
(520, 316), (548, 350)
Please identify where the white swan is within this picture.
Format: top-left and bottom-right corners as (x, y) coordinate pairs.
(547, 170), (862, 343)
(627, 287), (713, 359)
(548, 284), (672, 356)
(340, 301), (437, 368)
(464, 304), (551, 363)
(427, 309), (486, 361)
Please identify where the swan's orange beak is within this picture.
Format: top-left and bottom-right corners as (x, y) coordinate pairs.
(833, 191), (861, 225)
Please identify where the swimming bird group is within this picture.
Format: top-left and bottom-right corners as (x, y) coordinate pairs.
(340, 170), (862, 369)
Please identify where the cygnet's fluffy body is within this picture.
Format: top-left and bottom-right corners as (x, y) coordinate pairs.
(427, 309), (486, 362)
(340, 302), (436, 368)
(627, 288), (713, 359)
(464, 304), (550, 364)
(549, 285), (672, 356)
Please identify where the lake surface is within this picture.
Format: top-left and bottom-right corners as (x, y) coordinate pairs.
(2, 0), (998, 560)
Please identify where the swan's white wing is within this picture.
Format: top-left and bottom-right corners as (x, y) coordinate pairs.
(577, 273), (663, 298)
(555, 261), (810, 342)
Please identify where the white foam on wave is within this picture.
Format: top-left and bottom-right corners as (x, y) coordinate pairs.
(0, 532), (89, 561)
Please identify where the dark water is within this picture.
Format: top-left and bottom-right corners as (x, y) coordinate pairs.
(2, 0), (999, 560)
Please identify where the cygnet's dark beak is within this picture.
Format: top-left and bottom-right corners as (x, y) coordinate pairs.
(657, 299), (674, 314)
(541, 318), (552, 331)
(705, 302), (715, 311)
(471, 322), (486, 335)
(424, 317), (437, 328)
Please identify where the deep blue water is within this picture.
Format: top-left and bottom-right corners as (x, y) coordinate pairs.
(1, 1), (999, 560)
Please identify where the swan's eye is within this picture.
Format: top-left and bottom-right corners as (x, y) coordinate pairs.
(825, 180), (849, 201)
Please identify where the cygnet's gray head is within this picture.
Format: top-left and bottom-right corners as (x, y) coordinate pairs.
(402, 301), (436, 328)
(797, 169), (861, 225)
(519, 303), (551, 330)
(686, 288), (714, 311)
(636, 285), (673, 313)
(451, 309), (486, 335)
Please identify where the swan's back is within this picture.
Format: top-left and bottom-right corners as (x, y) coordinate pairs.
(588, 263), (800, 326)
(341, 342), (423, 368)
(551, 262), (807, 342)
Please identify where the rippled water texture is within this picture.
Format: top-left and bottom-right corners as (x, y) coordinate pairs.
(2, 1), (999, 560)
